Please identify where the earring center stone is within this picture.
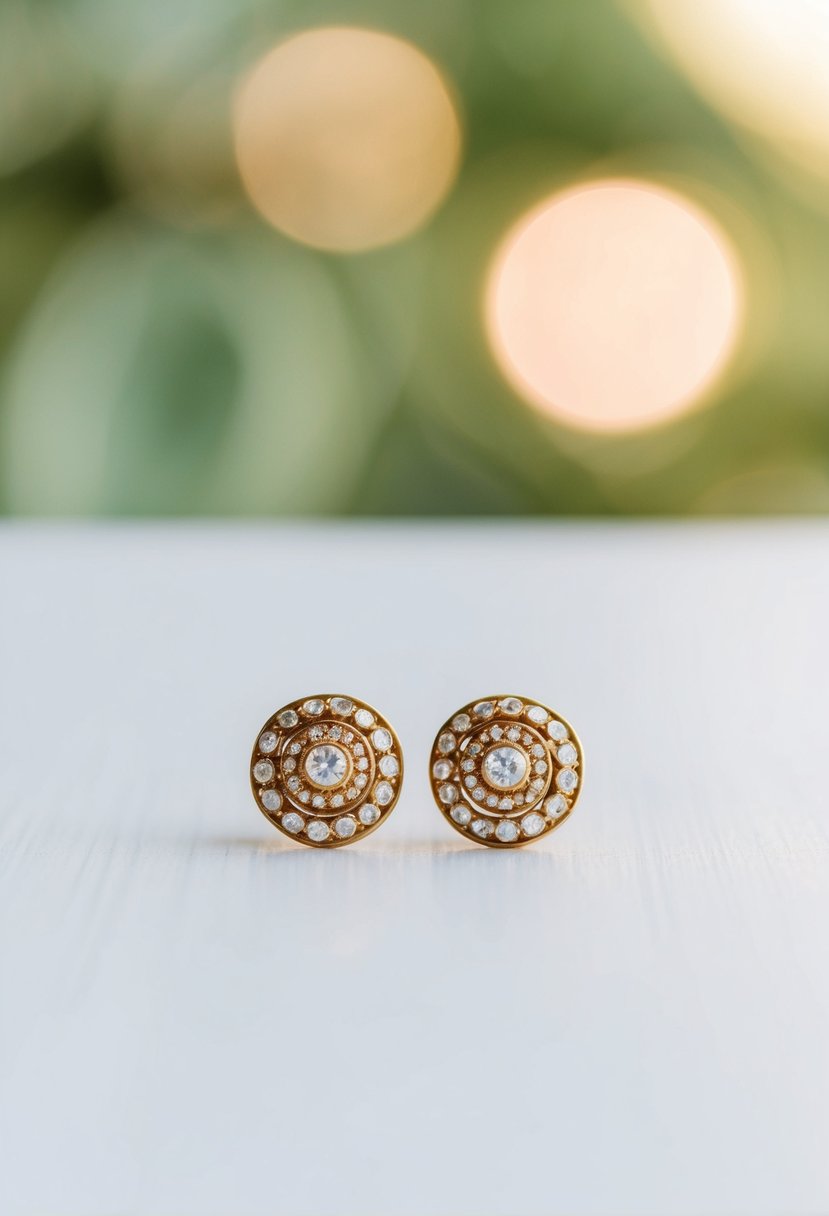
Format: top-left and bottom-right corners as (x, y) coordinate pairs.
(482, 745), (528, 790)
(304, 743), (348, 788)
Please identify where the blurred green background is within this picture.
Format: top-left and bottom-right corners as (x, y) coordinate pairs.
(3, 0), (829, 516)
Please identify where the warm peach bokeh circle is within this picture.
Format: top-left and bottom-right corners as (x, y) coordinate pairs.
(234, 27), (461, 252)
(485, 180), (743, 433)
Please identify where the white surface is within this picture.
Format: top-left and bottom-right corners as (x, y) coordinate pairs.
(1, 522), (828, 1216)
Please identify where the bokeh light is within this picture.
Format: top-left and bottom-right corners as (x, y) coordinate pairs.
(233, 27), (462, 252)
(644, 0), (829, 183)
(485, 179), (743, 433)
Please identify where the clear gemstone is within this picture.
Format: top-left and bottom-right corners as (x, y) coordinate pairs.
(328, 725), (342, 740)
(490, 725), (504, 740)
(439, 784), (458, 804)
(353, 742), (365, 756)
(346, 786), (357, 799)
(298, 790), (310, 803)
(471, 818), (493, 838)
(356, 757), (369, 771)
(375, 781), (394, 806)
(548, 720), (568, 741)
(331, 794), (344, 807)
(253, 759), (274, 783)
(304, 744), (348, 788)
(507, 727), (521, 741)
(546, 793), (567, 816)
(283, 757), (296, 772)
(452, 713), (471, 732)
(433, 760), (452, 780)
(277, 709), (298, 728)
(372, 728), (392, 751)
(331, 697), (354, 715)
(438, 732), (456, 754)
(303, 699), (324, 715)
(557, 743), (578, 766)
(464, 775), (477, 789)
(354, 709), (374, 728)
(498, 797), (513, 810)
(534, 760), (548, 775)
(532, 743), (545, 758)
(473, 701), (494, 718)
(451, 805), (472, 826)
(483, 746), (528, 789)
(556, 768), (578, 793)
(379, 755), (399, 777)
(499, 697), (523, 714)
(522, 733), (532, 745)
(514, 793), (525, 805)
(527, 706), (548, 723)
(359, 804), (380, 825)
(461, 759), (475, 772)
(334, 816), (356, 839)
(282, 811), (304, 833)
(522, 812), (545, 836)
(473, 787), (485, 801)
(354, 774), (368, 789)
(312, 794), (325, 808)
(258, 731), (278, 753)
(531, 778), (545, 792)
(287, 776), (301, 791)
(306, 820), (330, 842)
(495, 819), (519, 842)
(468, 742), (481, 755)
(309, 726), (323, 740)
(261, 789), (282, 812)
(486, 795), (498, 807)
(289, 741), (302, 755)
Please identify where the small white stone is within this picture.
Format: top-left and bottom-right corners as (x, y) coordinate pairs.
(261, 789), (282, 812)
(451, 805), (472, 826)
(355, 709), (374, 728)
(372, 728), (392, 751)
(473, 787), (485, 801)
(461, 759), (475, 772)
(258, 731), (278, 753)
(486, 795), (498, 808)
(312, 794), (325, 808)
(303, 699), (324, 715)
(547, 720), (568, 742)
(464, 775), (477, 789)
(375, 781), (394, 806)
(331, 794), (344, 808)
(328, 725), (342, 740)
(490, 725), (504, 740)
(545, 793), (567, 816)
(439, 784), (458, 804)
(473, 701), (494, 718)
(287, 776), (301, 791)
(527, 706), (548, 723)
(468, 742), (482, 756)
(433, 760), (453, 780)
(253, 759), (274, 783)
(507, 727), (521, 741)
(356, 757), (369, 772)
(282, 812), (304, 833)
(298, 790), (310, 803)
(289, 741), (302, 755)
(346, 786), (357, 799)
(534, 760), (548, 775)
(556, 768), (578, 793)
(557, 743), (578, 766)
(532, 743), (545, 758)
(495, 819), (519, 842)
(522, 812), (545, 837)
(438, 732), (456, 754)
(309, 726), (323, 740)
(498, 797), (513, 811)
(334, 816), (356, 839)
(531, 777), (545, 791)
(483, 746), (528, 789)
(514, 793), (525, 805)
(304, 744), (347, 788)
(331, 697), (354, 716)
(499, 697), (523, 714)
(379, 755), (399, 777)
(359, 804), (380, 825)
(283, 757), (296, 772)
(306, 820), (330, 842)
(471, 818), (493, 838)
(452, 713), (471, 732)
(277, 709), (298, 728)
(354, 774), (368, 789)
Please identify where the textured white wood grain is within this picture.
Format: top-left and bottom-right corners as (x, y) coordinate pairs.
(1, 522), (828, 1216)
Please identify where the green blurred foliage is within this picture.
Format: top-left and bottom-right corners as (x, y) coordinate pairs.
(2, 0), (829, 514)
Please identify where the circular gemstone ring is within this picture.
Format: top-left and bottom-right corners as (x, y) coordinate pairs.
(429, 695), (583, 847)
(250, 694), (403, 847)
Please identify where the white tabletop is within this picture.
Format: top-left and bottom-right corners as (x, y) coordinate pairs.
(1, 522), (828, 1216)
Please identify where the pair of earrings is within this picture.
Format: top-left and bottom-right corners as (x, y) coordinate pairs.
(250, 693), (583, 849)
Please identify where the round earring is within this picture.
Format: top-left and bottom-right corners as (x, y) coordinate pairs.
(429, 695), (583, 847)
(250, 694), (403, 847)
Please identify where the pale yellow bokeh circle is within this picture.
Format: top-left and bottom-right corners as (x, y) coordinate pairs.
(485, 179), (743, 433)
(233, 27), (462, 252)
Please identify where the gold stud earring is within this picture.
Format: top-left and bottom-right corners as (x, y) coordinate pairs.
(250, 694), (403, 847)
(429, 695), (583, 847)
